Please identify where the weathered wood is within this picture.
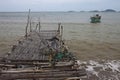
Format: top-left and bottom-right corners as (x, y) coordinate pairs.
(1, 69), (85, 73)
(6, 28), (62, 60)
(38, 17), (41, 32)
(0, 62), (48, 66)
(0, 17), (86, 80)
(0, 61), (74, 69)
(0, 69), (86, 79)
(5, 59), (49, 62)
(30, 17), (32, 32)
(65, 77), (83, 80)
(0, 64), (15, 67)
(25, 9), (31, 38)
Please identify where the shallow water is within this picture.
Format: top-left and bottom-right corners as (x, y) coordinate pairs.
(0, 12), (120, 59)
(77, 60), (120, 80)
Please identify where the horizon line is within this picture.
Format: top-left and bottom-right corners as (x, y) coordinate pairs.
(0, 9), (119, 12)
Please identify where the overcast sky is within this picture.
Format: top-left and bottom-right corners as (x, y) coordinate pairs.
(0, 0), (120, 11)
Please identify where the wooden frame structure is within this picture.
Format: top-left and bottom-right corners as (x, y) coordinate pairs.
(0, 10), (86, 80)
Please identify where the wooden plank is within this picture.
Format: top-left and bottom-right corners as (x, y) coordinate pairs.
(65, 77), (81, 80)
(1, 61), (75, 69)
(0, 69), (86, 79)
(0, 64), (15, 67)
(1, 69), (83, 73)
(0, 62), (49, 66)
(40, 30), (58, 32)
(6, 59), (49, 62)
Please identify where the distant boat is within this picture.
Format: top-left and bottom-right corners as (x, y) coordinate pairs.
(90, 14), (101, 23)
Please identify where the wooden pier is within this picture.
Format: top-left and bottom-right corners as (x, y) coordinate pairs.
(0, 10), (86, 80)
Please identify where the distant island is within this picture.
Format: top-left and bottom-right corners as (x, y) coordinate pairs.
(102, 9), (116, 12)
(89, 10), (99, 12)
(67, 11), (75, 12)
(90, 9), (117, 12)
(67, 9), (118, 12)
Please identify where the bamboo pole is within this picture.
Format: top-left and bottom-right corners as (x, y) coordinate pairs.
(61, 25), (63, 39)
(35, 24), (38, 31)
(25, 9), (31, 38)
(58, 23), (61, 33)
(58, 23), (61, 50)
(60, 25), (63, 47)
(38, 17), (41, 32)
(30, 17), (32, 32)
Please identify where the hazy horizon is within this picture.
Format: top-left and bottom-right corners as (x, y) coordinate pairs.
(0, 0), (120, 12)
(0, 9), (119, 12)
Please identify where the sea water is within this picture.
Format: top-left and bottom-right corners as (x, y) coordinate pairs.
(0, 12), (120, 79)
(0, 12), (120, 41)
(0, 12), (120, 59)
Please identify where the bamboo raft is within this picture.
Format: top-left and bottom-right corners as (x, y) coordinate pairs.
(0, 10), (86, 80)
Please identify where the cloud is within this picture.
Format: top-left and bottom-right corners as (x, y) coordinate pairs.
(6, 0), (101, 4)
(42, 0), (101, 3)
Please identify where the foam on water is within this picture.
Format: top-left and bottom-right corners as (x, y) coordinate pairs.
(77, 60), (120, 80)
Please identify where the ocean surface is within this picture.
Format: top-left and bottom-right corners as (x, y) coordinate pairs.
(0, 12), (120, 41)
(0, 12), (120, 80)
(0, 12), (120, 59)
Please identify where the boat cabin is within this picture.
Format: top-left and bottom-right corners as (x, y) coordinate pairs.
(90, 14), (101, 23)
